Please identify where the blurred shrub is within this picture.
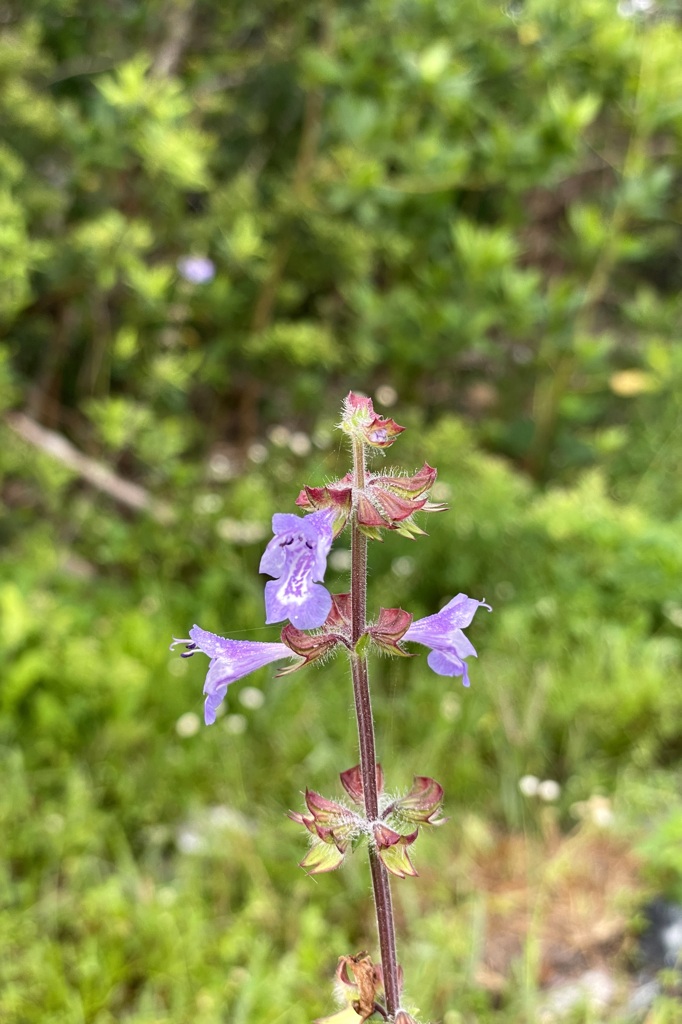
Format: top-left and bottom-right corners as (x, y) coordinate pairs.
(0, 0), (681, 480)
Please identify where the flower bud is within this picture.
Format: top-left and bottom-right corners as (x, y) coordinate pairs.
(340, 392), (405, 449)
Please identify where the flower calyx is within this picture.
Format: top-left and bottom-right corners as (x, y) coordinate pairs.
(339, 763), (385, 806)
(297, 463), (441, 539)
(289, 790), (362, 875)
(373, 823), (419, 879)
(315, 950), (400, 1024)
(340, 392), (405, 450)
(367, 607), (413, 656)
(333, 764), (446, 877)
(278, 593), (353, 673)
(385, 776), (447, 828)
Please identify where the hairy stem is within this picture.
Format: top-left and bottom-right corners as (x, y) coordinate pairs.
(349, 437), (401, 1016)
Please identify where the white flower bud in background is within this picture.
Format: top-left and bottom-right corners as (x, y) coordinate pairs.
(176, 712), (201, 737)
(537, 779), (561, 802)
(223, 714), (247, 735)
(519, 774), (540, 797)
(239, 686), (265, 710)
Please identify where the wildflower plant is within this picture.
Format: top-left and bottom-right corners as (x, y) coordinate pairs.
(171, 393), (490, 1021)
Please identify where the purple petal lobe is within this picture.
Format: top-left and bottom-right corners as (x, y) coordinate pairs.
(427, 649), (471, 685)
(259, 508), (334, 628)
(263, 579), (333, 630)
(403, 594), (489, 645)
(404, 594), (490, 685)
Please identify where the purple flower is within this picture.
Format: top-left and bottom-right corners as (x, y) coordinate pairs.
(177, 255), (215, 284)
(403, 593), (491, 686)
(259, 509), (334, 630)
(171, 626), (292, 724)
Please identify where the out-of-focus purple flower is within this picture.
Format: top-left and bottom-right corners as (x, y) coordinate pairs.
(177, 255), (215, 284)
(259, 509), (334, 630)
(171, 626), (292, 724)
(403, 593), (491, 686)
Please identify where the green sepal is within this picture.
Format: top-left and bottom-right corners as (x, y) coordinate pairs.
(394, 518), (428, 539)
(389, 776), (446, 827)
(299, 838), (346, 874)
(378, 841), (419, 879)
(358, 525), (384, 541)
(314, 1008), (360, 1024)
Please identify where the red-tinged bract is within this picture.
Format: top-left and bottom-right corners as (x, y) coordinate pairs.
(339, 763), (385, 806)
(297, 463), (441, 538)
(340, 391), (405, 449)
(389, 776), (447, 827)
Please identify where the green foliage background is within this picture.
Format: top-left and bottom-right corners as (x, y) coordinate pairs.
(1, 1), (682, 1021)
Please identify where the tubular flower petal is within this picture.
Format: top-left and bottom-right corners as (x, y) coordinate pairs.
(171, 626), (294, 725)
(403, 593), (491, 687)
(259, 508), (334, 629)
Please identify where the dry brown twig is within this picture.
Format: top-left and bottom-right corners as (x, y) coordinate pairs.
(5, 411), (174, 523)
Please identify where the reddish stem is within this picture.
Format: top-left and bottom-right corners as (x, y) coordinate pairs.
(349, 438), (401, 1017)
